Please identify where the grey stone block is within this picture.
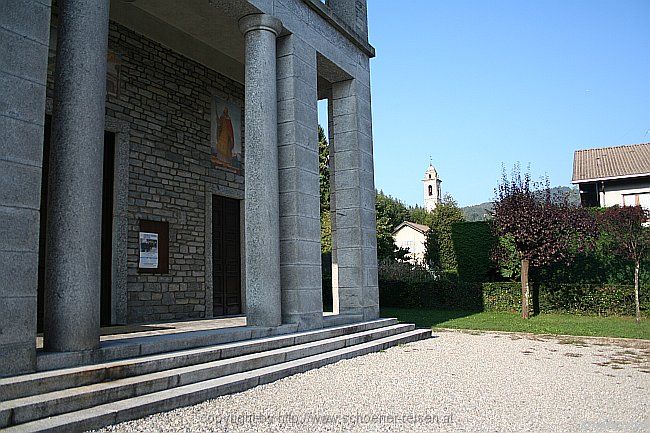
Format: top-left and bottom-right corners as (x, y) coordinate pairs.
(0, 26), (49, 83)
(279, 215), (321, 240)
(0, 115), (44, 166)
(0, 159), (42, 210)
(0, 206), (39, 252)
(281, 289), (323, 315)
(0, 341), (35, 377)
(0, 0), (51, 45)
(279, 263), (323, 288)
(0, 72), (46, 124)
(332, 150), (361, 171)
(0, 296), (36, 347)
(278, 239), (321, 264)
(0, 251), (38, 298)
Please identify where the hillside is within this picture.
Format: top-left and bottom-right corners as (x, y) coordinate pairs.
(461, 186), (580, 221)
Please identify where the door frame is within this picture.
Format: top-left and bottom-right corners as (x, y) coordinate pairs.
(205, 189), (246, 318)
(44, 98), (131, 325)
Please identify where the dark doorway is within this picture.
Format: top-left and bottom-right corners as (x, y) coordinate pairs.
(100, 130), (115, 326)
(212, 195), (242, 316)
(37, 118), (115, 331)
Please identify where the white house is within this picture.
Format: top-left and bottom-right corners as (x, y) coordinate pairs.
(392, 221), (429, 265)
(572, 143), (650, 208)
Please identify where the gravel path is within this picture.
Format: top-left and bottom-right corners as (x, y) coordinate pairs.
(97, 330), (649, 433)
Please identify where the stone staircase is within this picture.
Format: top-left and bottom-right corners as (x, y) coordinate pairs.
(0, 318), (430, 432)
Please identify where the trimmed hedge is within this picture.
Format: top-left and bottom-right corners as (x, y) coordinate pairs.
(379, 278), (483, 311)
(538, 283), (650, 316)
(378, 277), (649, 317)
(482, 282), (521, 312)
(482, 282), (649, 316)
(452, 221), (497, 282)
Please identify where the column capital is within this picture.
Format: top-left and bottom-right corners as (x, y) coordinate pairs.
(238, 13), (283, 36)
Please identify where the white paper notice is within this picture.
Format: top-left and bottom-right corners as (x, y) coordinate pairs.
(139, 232), (159, 269)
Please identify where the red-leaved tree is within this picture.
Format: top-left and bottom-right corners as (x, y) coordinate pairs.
(493, 166), (597, 318)
(597, 206), (649, 322)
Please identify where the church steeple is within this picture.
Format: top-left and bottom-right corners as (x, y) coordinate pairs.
(423, 163), (442, 212)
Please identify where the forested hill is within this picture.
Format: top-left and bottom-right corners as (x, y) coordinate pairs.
(461, 186), (580, 222)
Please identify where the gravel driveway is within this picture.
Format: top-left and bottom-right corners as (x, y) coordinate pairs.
(98, 329), (649, 433)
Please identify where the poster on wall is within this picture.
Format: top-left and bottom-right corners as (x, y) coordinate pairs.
(139, 232), (159, 269)
(210, 96), (242, 172)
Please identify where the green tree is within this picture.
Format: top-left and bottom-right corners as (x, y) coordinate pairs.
(409, 205), (432, 226)
(597, 206), (650, 322)
(424, 228), (442, 274)
(427, 194), (465, 272)
(375, 192), (410, 262)
(320, 210), (332, 254)
(375, 191), (410, 231)
(318, 125), (330, 213)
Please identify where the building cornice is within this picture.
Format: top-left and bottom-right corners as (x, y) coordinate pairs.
(301, 0), (375, 58)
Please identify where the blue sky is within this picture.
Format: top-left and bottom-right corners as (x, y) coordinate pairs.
(319, 0), (649, 207)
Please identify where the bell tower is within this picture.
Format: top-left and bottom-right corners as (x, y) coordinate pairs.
(423, 163), (442, 212)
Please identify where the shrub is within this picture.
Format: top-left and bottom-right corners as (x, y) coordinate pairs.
(482, 282), (521, 313)
(378, 261), (482, 310)
(452, 221), (497, 282)
(482, 282), (649, 316)
(538, 283), (650, 316)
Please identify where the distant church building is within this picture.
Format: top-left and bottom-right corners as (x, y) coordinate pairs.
(423, 164), (442, 212)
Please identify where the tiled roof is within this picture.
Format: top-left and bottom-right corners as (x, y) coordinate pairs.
(392, 221), (430, 235)
(572, 143), (650, 182)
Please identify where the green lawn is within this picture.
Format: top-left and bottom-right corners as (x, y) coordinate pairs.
(381, 307), (650, 340)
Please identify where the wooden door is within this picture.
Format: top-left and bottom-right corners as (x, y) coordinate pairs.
(212, 195), (242, 316)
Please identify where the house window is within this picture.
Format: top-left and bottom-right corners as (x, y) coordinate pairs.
(428, 185), (433, 196)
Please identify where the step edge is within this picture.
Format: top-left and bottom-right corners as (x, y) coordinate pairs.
(3, 329), (429, 433)
(0, 325), (421, 426)
(0, 318), (398, 400)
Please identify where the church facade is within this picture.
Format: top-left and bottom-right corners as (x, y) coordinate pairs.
(0, 0), (379, 376)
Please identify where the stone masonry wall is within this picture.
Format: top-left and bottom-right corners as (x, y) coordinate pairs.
(47, 18), (245, 323)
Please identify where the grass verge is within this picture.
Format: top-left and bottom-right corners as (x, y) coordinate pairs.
(380, 307), (650, 340)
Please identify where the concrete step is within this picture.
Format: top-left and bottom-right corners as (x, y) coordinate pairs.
(3, 328), (431, 433)
(0, 322), (419, 428)
(0, 318), (398, 402)
(0, 323), (413, 427)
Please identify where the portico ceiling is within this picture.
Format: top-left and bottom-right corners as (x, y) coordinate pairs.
(110, 0), (253, 82)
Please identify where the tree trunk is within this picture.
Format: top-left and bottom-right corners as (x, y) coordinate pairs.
(635, 260), (641, 323)
(521, 258), (530, 319)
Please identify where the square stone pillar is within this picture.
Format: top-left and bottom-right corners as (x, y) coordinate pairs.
(330, 72), (379, 320)
(328, 0), (369, 40)
(277, 34), (323, 330)
(0, 0), (52, 376)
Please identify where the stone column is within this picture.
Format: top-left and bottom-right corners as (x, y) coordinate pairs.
(330, 74), (379, 321)
(0, 0), (52, 375)
(239, 14), (283, 327)
(44, 0), (110, 352)
(277, 34), (323, 330)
